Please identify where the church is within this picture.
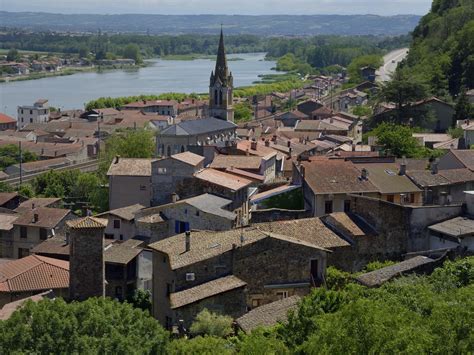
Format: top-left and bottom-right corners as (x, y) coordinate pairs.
(157, 29), (237, 158)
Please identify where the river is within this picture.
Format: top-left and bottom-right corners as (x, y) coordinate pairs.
(0, 53), (276, 117)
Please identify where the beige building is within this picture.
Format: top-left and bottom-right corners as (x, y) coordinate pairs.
(107, 157), (155, 210)
(97, 204), (145, 241)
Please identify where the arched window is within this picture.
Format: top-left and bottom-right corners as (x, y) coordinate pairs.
(181, 145), (185, 153)
(214, 89), (218, 105)
(219, 90), (223, 105)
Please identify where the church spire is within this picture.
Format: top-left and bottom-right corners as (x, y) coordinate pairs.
(212, 26), (229, 86)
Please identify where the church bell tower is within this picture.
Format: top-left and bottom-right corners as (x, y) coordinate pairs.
(209, 28), (234, 122)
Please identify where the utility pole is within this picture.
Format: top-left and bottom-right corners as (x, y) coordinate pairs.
(19, 141), (23, 187)
(97, 120), (101, 160)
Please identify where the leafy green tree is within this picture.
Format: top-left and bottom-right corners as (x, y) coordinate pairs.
(453, 88), (473, 125)
(362, 260), (397, 272)
(378, 69), (428, 124)
(123, 44), (142, 64)
(0, 144), (37, 170)
(167, 336), (233, 355)
(6, 48), (20, 62)
(370, 123), (424, 158)
(236, 330), (289, 354)
(0, 182), (13, 193)
(17, 183), (35, 198)
(127, 289), (152, 313)
(234, 102), (253, 123)
(352, 105), (372, 117)
(325, 266), (353, 290)
(0, 297), (169, 354)
(280, 288), (346, 347)
(99, 129), (155, 178)
(189, 309), (233, 338)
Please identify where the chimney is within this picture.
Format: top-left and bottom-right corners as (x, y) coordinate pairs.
(250, 139), (257, 150)
(33, 213), (39, 223)
(431, 160), (439, 174)
(114, 155), (120, 164)
(287, 141), (291, 148)
(171, 193), (178, 203)
(361, 168), (369, 180)
(399, 162), (407, 176)
(31, 203), (35, 209)
(246, 148), (250, 156)
(185, 231), (191, 252)
(352, 144), (356, 152)
(265, 140), (270, 147)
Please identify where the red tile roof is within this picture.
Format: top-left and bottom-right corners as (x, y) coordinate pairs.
(0, 113), (16, 124)
(0, 255), (69, 293)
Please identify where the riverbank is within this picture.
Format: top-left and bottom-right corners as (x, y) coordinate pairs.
(0, 63), (148, 83)
(161, 54), (244, 61)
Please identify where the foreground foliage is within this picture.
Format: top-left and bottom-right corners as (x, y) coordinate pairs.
(0, 298), (169, 354)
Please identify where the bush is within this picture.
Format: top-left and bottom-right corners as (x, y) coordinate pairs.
(190, 309), (233, 338)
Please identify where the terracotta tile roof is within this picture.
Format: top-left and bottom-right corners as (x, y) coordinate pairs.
(256, 217), (350, 249)
(225, 167), (265, 182)
(66, 216), (107, 230)
(0, 192), (18, 206)
(97, 204), (144, 221)
(149, 228), (329, 270)
(123, 100), (178, 109)
(236, 295), (300, 333)
(356, 256), (436, 287)
(107, 158), (154, 176)
(171, 151), (205, 167)
(236, 140), (281, 158)
(0, 113), (16, 124)
(170, 275), (246, 309)
(194, 168), (253, 191)
(18, 198), (61, 209)
(295, 120), (345, 132)
(0, 255), (69, 293)
(301, 160), (378, 195)
(14, 207), (70, 229)
(210, 155), (262, 170)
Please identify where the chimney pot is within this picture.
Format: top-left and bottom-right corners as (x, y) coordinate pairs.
(361, 168), (369, 180)
(33, 213), (39, 223)
(185, 231), (191, 252)
(399, 163), (407, 176)
(171, 193), (178, 203)
(431, 160), (439, 174)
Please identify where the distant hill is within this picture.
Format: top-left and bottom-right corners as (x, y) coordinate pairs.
(403, 0), (474, 96)
(0, 12), (421, 36)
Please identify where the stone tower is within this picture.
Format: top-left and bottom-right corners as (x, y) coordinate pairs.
(209, 28), (234, 122)
(68, 216), (107, 301)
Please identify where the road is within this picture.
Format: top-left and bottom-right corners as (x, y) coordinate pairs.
(376, 48), (409, 82)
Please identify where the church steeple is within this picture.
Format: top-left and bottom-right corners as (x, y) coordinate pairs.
(209, 27), (234, 122)
(212, 27), (230, 86)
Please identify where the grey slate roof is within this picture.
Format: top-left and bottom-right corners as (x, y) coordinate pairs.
(428, 216), (474, 238)
(356, 256), (436, 287)
(160, 118), (236, 136)
(236, 295), (300, 333)
(185, 194), (236, 221)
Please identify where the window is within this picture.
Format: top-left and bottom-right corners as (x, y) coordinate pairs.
(196, 210), (200, 217)
(20, 226), (27, 239)
(105, 233), (114, 239)
(157, 167), (167, 174)
(276, 291), (289, 300)
(119, 234), (123, 241)
(344, 200), (351, 212)
(140, 185), (146, 191)
(39, 228), (48, 240)
(410, 193), (415, 204)
(175, 221), (189, 234)
(387, 194), (395, 203)
(324, 200), (333, 214)
(18, 248), (29, 259)
(30, 110), (33, 114)
(30, 118), (33, 123)
(113, 219), (121, 229)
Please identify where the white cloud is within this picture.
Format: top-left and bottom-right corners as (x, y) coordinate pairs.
(3, 0), (432, 15)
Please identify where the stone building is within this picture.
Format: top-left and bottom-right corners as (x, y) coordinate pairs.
(151, 152), (205, 206)
(135, 193), (237, 242)
(97, 203), (145, 241)
(107, 157), (154, 210)
(209, 28), (234, 122)
(149, 227), (328, 328)
(67, 217), (107, 301)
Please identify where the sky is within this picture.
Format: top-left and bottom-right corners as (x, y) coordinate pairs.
(3, 0), (432, 16)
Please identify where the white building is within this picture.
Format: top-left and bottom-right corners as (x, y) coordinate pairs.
(17, 99), (50, 129)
